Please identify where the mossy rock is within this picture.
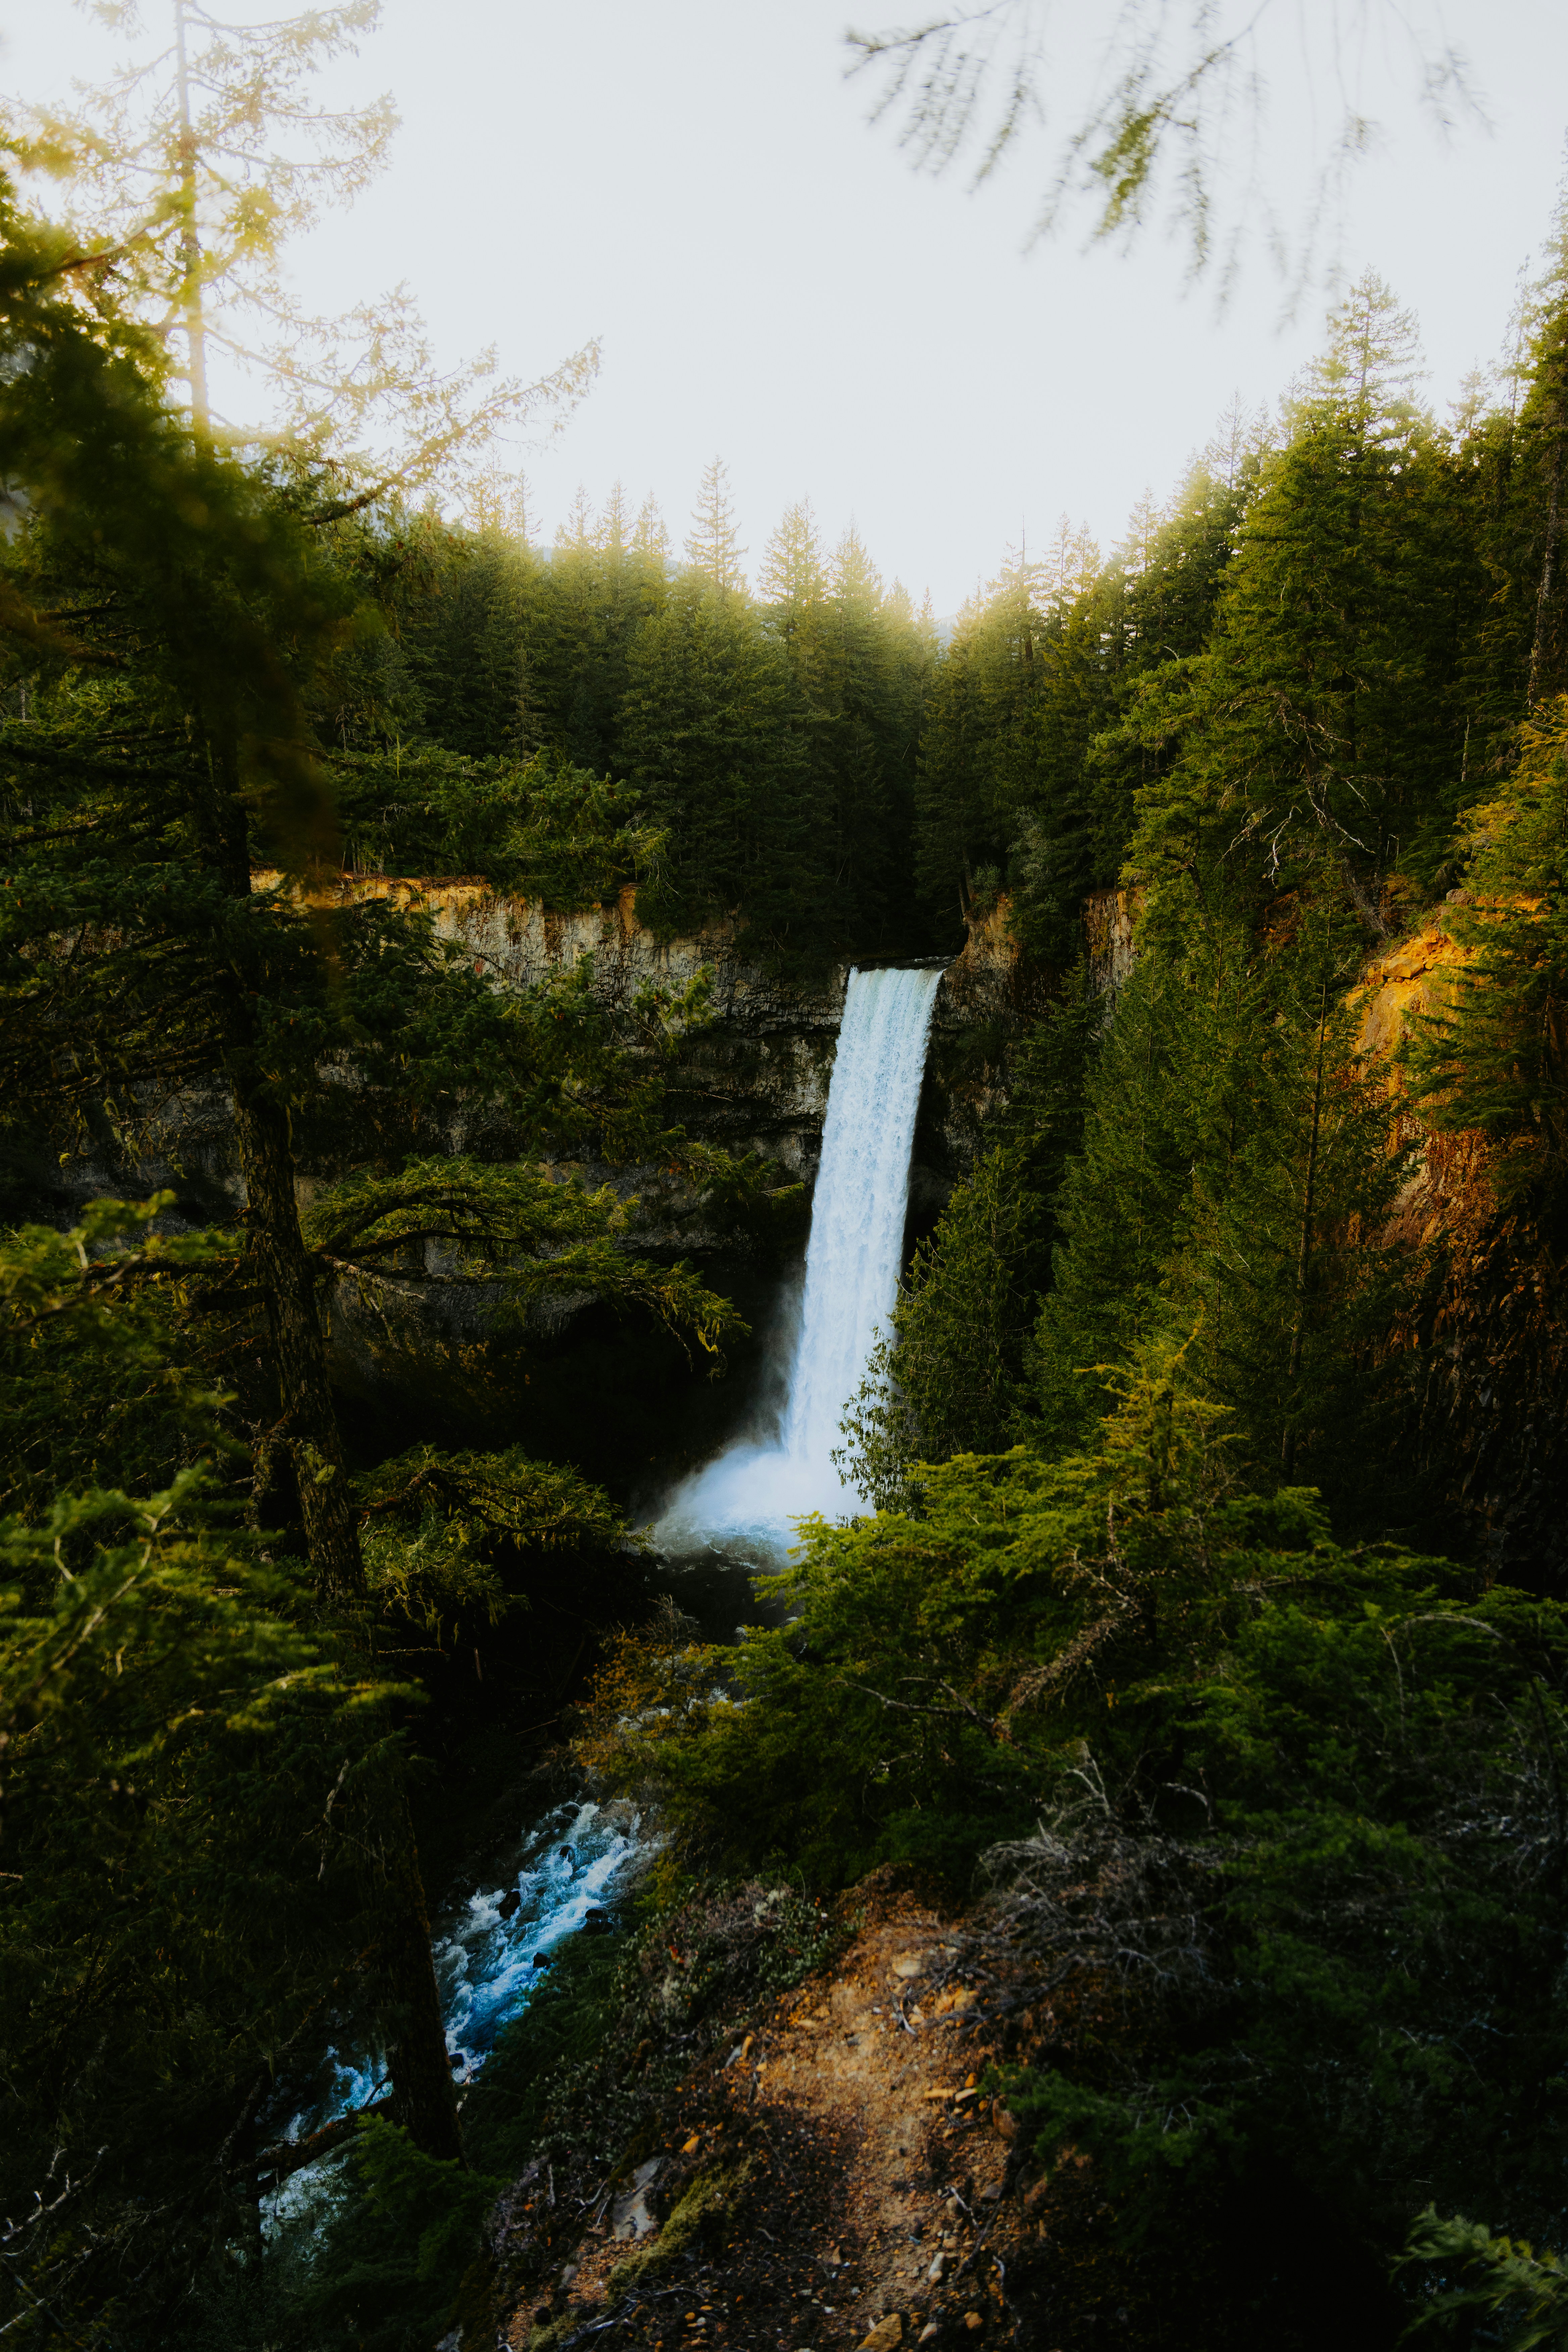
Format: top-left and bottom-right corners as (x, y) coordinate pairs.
(527, 2157), (754, 2347)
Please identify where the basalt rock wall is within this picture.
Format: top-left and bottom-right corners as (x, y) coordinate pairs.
(20, 879), (1047, 1461)
(27, 877), (1040, 1234)
(277, 876), (1047, 1234)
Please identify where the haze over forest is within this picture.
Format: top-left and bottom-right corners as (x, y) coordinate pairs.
(6, 7), (1568, 2352)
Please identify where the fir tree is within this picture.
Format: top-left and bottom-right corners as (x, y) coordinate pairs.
(1125, 274), (1484, 920)
(757, 496), (828, 630)
(617, 577), (824, 949)
(683, 455), (748, 604)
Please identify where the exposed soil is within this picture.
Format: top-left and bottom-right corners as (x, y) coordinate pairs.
(499, 1886), (1041, 2352)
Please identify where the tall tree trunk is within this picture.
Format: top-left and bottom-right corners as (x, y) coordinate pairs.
(231, 1087), (364, 1606)
(208, 785), (462, 2165)
(172, 0), (210, 433)
(1529, 424), (1563, 709)
(229, 1086), (463, 2161)
(379, 1779), (466, 2164)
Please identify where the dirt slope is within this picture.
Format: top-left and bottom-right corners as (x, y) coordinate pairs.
(501, 1886), (1036, 2351)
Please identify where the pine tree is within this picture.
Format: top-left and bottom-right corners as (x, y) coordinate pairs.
(1126, 273), (1482, 924)
(683, 455), (749, 603)
(617, 578), (824, 949)
(758, 496), (828, 629)
(8, 1), (595, 492)
(1172, 910), (1414, 1513)
(0, 189), (741, 2182)
(13, 0), (393, 427)
(633, 491), (672, 572)
(914, 592), (1011, 935)
(1031, 933), (1248, 1448)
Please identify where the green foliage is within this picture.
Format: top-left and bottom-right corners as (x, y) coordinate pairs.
(617, 575), (825, 949)
(232, 2119), (509, 2352)
(580, 1358), (1257, 1884)
(0, 1470), (407, 2348)
(1408, 697), (1568, 1207)
(358, 1442), (632, 1634)
(1029, 899), (1415, 1523)
(583, 1354), (1568, 2325)
(1124, 276), (1500, 915)
(332, 743), (663, 905)
(913, 451), (1258, 957)
(353, 2116), (507, 2282)
(368, 489), (933, 967)
(1401, 2209), (1568, 2349)
(837, 970), (1098, 1507)
(11, 108), (1568, 2352)
(0, 1194), (236, 1515)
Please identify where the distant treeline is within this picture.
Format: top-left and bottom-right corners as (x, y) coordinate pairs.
(330, 470), (936, 964)
(339, 263), (1562, 972)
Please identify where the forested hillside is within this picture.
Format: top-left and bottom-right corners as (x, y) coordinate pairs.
(336, 263), (1557, 983)
(6, 47), (1568, 2352)
(327, 464), (937, 967)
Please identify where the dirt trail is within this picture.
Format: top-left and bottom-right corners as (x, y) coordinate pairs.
(511, 1887), (1029, 2351)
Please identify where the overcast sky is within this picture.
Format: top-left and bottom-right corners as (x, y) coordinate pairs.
(6, 0), (1568, 611)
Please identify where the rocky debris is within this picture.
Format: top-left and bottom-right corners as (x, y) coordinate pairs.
(486, 1880), (1038, 2351)
(608, 2158), (663, 2242)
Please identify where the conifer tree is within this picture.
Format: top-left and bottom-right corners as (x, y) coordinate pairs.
(617, 578), (822, 947)
(0, 188), (739, 2179)
(758, 496), (828, 631)
(683, 455), (748, 603)
(1173, 909), (1414, 1510)
(8, 1), (595, 495)
(633, 490), (673, 571)
(913, 593), (1008, 933)
(1031, 935), (1246, 1446)
(1126, 273), (1484, 921)
(13, 0), (393, 428)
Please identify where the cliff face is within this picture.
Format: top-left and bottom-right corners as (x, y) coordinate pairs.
(1084, 886), (1140, 995)
(1351, 912), (1568, 1587)
(22, 878), (1044, 1468)
(249, 876), (1040, 1234)
(32, 876), (1034, 1227)
(430, 879), (1039, 1199)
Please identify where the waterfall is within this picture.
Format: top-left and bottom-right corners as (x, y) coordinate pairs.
(656, 963), (943, 1551)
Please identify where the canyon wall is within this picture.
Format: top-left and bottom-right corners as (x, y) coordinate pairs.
(34, 875), (1043, 1233)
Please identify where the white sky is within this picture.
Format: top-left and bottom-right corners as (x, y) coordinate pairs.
(5, 0), (1568, 611)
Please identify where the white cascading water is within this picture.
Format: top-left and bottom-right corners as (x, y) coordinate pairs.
(656, 963), (944, 1550)
(265, 1797), (641, 2226)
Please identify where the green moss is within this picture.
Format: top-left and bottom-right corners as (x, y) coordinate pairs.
(603, 2156), (754, 2303)
(522, 2155), (757, 2346)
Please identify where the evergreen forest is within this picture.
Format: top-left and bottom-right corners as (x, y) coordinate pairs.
(9, 14), (1568, 2350)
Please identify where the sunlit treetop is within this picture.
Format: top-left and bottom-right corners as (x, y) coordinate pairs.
(3, 0), (597, 510)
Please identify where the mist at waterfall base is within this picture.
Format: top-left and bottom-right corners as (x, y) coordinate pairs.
(654, 963), (944, 1560)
